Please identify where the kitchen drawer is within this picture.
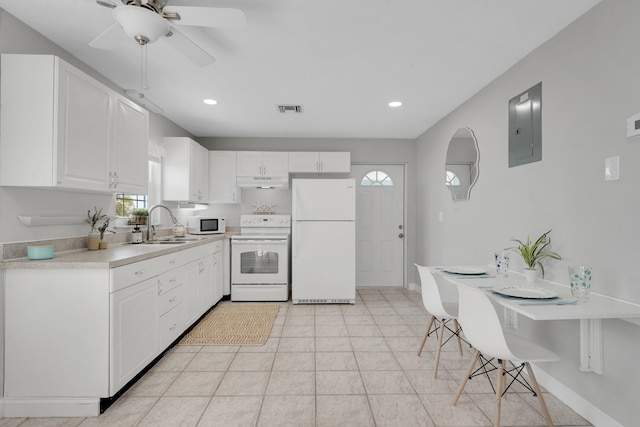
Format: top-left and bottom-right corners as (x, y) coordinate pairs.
(196, 241), (222, 257)
(157, 267), (184, 296)
(158, 250), (187, 272)
(111, 257), (162, 293)
(158, 283), (184, 316)
(159, 303), (185, 348)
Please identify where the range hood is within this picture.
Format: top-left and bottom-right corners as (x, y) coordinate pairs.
(237, 176), (289, 189)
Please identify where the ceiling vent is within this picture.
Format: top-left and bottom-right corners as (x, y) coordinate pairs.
(278, 105), (303, 113)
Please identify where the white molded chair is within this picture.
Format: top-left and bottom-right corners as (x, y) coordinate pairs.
(451, 283), (559, 427)
(415, 264), (466, 378)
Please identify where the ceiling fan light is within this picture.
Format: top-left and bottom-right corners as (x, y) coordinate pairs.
(114, 5), (170, 45)
(203, 99), (218, 105)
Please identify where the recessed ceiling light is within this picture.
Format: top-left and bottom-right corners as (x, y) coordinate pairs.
(203, 99), (218, 105)
(388, 101), (402, 108)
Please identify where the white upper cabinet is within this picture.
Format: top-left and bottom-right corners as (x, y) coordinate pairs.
(208, 151), (240, 203)
(237, 151), (289, 177)
(289, 152), (351, 173)
(0, 54), (148, 193)
(162, 137), (209, 203)
(112, 96), (149, 194)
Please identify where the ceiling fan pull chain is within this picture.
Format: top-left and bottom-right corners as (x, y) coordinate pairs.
(140, 43), (149, 92)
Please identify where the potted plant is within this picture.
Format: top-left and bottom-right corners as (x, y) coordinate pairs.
(87, 207), (107, 251)
(506, 229), (561, 283)
(98, 218), (110, 249)
(129, 208), (148, 226)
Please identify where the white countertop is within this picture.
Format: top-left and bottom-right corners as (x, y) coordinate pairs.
(0, 234), (230, 270)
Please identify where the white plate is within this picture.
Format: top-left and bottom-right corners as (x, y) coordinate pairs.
(442, 266), (487, 275)
(492, 286), (558, 299)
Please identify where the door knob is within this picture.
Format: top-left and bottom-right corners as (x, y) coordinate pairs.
(398, 233), (404, 238)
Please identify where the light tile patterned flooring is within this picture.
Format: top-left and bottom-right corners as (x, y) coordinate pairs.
(1, 288), (592, 427)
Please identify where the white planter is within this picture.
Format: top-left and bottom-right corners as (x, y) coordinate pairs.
(524, 268), (538, 285)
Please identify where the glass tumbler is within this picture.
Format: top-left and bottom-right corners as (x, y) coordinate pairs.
(569, 266), (591, 301)
(494, 252), (510, 277)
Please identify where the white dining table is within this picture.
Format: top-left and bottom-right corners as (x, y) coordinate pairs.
(430, 265), (640, 375)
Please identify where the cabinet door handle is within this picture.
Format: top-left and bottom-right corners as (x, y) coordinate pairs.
(169, 296), (177, 303)
(134, 270), (145, 275)
(169, 323), (177, 331)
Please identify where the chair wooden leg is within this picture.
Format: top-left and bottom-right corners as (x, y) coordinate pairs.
(525, 362), (554, 427)
(494, 359), (506, 427)
(452, 349), (480, 406)
(433, 318), (446, 378)
(417, 315), (435, 356)
(454, 319), (463, 356)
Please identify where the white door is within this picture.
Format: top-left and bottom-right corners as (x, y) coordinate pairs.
(352, 164), (405, 287)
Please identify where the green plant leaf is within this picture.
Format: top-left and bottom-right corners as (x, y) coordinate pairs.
(505, 229), (561, 278)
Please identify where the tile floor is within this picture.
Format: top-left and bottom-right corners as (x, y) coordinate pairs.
(0, 288), (592, 427)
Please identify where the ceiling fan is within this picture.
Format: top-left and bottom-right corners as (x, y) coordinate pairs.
(90, 0), (247, 66)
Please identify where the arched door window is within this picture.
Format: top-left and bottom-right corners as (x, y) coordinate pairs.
(445, 170), (461, 187)
(360, 170), (393, 186)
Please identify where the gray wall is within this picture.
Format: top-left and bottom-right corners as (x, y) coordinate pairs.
(0, 9), (192, 244)
(414, 0), (639, 424)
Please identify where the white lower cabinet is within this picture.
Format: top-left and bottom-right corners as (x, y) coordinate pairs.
(183, 259), (201, 327)
(2, 240), (225, 418)
(213, 251), (224, 302)
(110, 277), (159, 395)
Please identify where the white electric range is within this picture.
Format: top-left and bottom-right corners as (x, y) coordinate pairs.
(230, 215), (291, 301)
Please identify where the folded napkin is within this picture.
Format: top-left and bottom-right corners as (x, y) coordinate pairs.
(517, 298), (577, 306)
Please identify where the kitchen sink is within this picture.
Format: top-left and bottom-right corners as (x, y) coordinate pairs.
(144, 240), (189, 244)
(144, 236), (209, 244)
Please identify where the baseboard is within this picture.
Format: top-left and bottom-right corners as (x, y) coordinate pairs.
(531, 365), (622, 427)
(1, 397), (100, 418)
(408, 281), (420, 292)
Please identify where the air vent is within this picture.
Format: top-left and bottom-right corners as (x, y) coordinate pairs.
(278, 105), (303, 113)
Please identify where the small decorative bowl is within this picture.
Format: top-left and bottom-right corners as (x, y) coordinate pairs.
(27, 245), (54, 260)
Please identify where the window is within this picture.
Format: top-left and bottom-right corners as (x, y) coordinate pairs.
(445, 170), (461, 187)
(116, 193), (147, 217)
(360, 170), (393, 186)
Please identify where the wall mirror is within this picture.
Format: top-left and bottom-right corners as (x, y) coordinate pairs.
(445, 127), (479, 201)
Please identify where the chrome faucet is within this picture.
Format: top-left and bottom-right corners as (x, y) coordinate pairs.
(147, 204), (178, 241)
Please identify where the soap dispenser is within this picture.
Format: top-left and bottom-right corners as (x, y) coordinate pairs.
(131, 226), (143, 244)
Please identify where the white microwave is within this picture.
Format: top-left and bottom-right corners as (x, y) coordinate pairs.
(187, 217), (226, 235)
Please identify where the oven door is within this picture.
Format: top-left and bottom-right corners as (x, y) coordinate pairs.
(231, 239), (288, 285)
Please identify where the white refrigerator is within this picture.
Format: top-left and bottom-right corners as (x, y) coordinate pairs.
(292, 179), (356, 304)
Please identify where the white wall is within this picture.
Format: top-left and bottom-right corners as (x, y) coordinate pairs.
(0, 9), (192, 244)
(414, 1), (640, 424)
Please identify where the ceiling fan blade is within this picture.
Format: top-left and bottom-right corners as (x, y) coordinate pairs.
(165, 26), (215, 67)
(162, 6), (247, 28)
(89, 23), (123, 49)
(96, 0), (117, 9)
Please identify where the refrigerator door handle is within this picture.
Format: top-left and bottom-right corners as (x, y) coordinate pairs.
(292, 221), (298, 258)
